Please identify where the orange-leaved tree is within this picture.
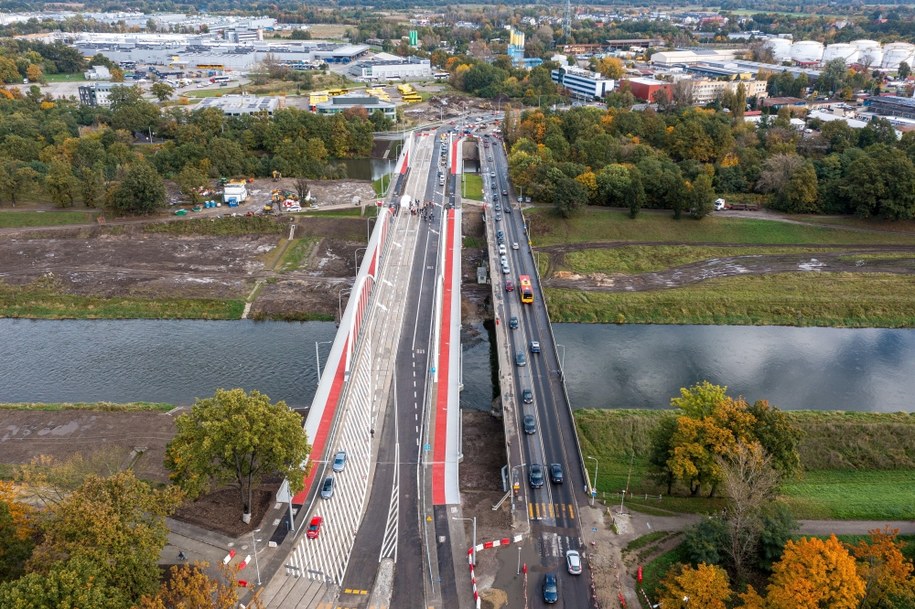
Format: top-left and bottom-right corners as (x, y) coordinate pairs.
(767, 535), (865, 609)
(853, 527), (915, 609)
(658, 562), (732, 609)
(134, 562), (263, 609)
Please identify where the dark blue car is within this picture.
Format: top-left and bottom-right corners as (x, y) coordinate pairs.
(542, 573), (558, 604)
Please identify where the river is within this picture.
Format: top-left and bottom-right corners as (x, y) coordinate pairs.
(1, 320), (913, 413)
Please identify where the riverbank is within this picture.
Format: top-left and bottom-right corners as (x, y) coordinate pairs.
(529, 207), (915, 327)
(574, 409), (915, 520)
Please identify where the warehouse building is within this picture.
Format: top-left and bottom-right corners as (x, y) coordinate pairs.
(315, 93), (396, 119)
(196, 95), (280, 116)
(348, 53), (431, 81)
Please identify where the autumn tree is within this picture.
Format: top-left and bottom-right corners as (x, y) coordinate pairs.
(659, 563), (732, 609)
(166, 388), (310, 523)
(28, 470), (182, 607)
(135, 562), (264, 609)
(110, 160), (166, 215)
(592, 57), (624, 79)
(44, 159), (79, 208)
(853, 527), (915, 609)
(767, 535), (865, 609)
(0, 557), (121, 609)
(151, 82), (175, 102)
(0, 482), (34, 582)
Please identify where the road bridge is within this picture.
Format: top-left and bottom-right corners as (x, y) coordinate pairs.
(254, 115), (595, 609)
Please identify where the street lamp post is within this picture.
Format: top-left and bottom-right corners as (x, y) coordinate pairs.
(337, 287), (352, 324)
(453, 516), (477, 566)
(587, 456), (599, 505)
(315, 340), (333, 382)
(556, 343), (566, 375)
(517, 545), (522, 575)
(251, 528), (262, 586)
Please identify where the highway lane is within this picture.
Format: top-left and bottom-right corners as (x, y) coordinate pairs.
(484, 131), (594, 608)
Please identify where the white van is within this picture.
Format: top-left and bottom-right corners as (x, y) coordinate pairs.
(714, 198), (726, 211)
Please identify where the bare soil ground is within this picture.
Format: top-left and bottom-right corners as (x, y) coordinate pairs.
(458, 410), (512, 541)
(0, 180), (376, 319)
(461, 202), (491, 325)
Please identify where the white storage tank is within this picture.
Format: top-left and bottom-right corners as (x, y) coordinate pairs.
(791, 40), (824, 64)
(823, 43), (859, 65)
(854, 40), (884, 68)
(765, 37), (793, 62)
(882, 42), (915, 71)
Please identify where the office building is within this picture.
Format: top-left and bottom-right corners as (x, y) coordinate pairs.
(551, 66), (615, 100)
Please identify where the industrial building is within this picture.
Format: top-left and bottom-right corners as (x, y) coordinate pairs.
(77, 82), (122, 106)
(551, 65), (615, 100)
(865, 96), (915, 121)
(650, 49), (741, 67)
(315, 93), (396, 119)
(195, 95), (280, 116)
(348, 54), (431, 81)
(622, 77), (672, 102)
(687, 78), (768, 104)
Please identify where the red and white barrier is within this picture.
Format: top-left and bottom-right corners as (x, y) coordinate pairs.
(223, 549), (236, 565)
(466, 534), (524, 609)
(237, 554), (251, 570)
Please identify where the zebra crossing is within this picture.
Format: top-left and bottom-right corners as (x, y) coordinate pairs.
(534, 530), (582, 560)
(527, 501), (576, 522)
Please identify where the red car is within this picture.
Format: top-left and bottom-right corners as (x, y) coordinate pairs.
(505, 280), (515, 292)
(306, 515), (323, 539)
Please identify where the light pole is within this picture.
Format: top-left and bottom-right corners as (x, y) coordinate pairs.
(315, 340), (332, 382)
(587, 456), (599, 504)
(620, 488), (626, 514)
(556, 343), (566, 375)
(453, 516), (477, 566)
(251, 528), (262, 586)
(355, 247), (367, 277)
(518, 185), (523, 205)
(337, 287), (352, 323)
(517, 545), (522, 575)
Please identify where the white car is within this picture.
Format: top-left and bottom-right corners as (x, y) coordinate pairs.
(512, 242), (519, 250)
(566, 550), (582, 575)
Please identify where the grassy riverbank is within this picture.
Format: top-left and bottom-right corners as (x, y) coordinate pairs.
(547, 273), (915, 327)
(0, 281), (245, 319)
(0, 210), (100, 228)
(0, 402), (174, 412)
(574, 409), (915, 520)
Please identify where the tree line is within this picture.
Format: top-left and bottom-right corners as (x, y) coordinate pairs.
(504, 100), (915, 220)
(0, 83), (383, 214)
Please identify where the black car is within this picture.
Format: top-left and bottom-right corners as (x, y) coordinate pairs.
(550, 462), (564, 484)
(542, 573), (558, 604)
(523, 414), (536, 434)
(522, 389), (533, 404)
(515, 353), (527, 367)
(529, 463), (545, 489)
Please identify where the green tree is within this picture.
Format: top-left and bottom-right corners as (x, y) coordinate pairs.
(819, 58), (849, 95)
(899, 61), (911, 80)
(683, 517), (728, 566)
(176, 161), (210, 205)
(553, 172), (587, 218)
(0, 501), (33, 582)
(0, 57), (19, 83)
(150, 82), (175, 102)
(688, 173), (715, 219)
(166, 388), (311, 523)
(0, 159), (39, 207)
(27, 471), (181, 607)
(110, 161), (165, 215)
(44, 159), (79, 208)
(0, 558), (121, 609)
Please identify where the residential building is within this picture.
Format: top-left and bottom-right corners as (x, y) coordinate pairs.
(687, 78), (768, 104)
(83, 65), (112, 80)
(315, 93), (396, 119)
(551, 65), (615, 100)
(78, 82), (121, 106)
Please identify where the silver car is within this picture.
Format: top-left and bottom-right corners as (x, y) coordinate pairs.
(320, 476), (335, 499)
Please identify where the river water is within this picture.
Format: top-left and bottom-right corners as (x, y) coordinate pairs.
(1, 320), (913, 413)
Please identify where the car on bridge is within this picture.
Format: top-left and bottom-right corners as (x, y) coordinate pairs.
(306, 515), (323, 539)
(505, 280), (514, 292)
(542, 573), (558, 604)
(509, 316), (519, 329)
(566, 550), (582, 575)
(550, 462), (564, 484)
(522, 389), (533, 404)
(529, 463), (545, 489)
(515, 352), (527, 367)
(512, 242), (519, 250)
(332, 450), (347, 473)
(320, 476), (335, 499)
(523, 414), (537, 434)
(530, 340), (541, 354)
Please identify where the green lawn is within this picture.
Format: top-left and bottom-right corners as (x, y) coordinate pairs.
(463, 174), (483, 201)
(180, 87), (243, 98)
(781, 470), (915, 519)
(529, 207), (915, 247)
(44, 73), (85, 82)
(0, 210), (99, 228)
(546, 272), (915, 327)
(574, 409), (915, 520)
(279, 238), (317, 272)
(0, 401), (173, 412)
(562, 245), (834, 275)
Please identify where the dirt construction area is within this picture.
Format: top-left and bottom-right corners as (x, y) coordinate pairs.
(0, 179), (377, 319)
